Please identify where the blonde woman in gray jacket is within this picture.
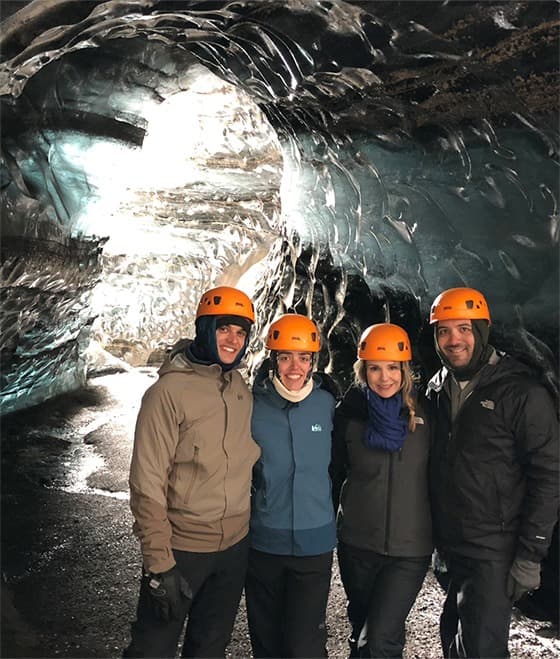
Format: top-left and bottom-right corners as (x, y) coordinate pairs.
(330, 323), (432, 659)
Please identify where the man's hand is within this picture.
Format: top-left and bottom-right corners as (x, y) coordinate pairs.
(506, 558), (541, 603)
(146, 565), (193, 622)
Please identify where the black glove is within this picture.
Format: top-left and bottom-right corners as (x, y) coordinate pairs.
(506, 558), (541, 603)
(145, 565), (192, 622)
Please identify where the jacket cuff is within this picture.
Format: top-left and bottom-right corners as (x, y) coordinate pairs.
(514, 544), (545, 563)
(142, 547), (176, 574)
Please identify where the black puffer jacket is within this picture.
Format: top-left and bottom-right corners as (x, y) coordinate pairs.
(331, 385), (433, 557)
(427, 353), (559, 562)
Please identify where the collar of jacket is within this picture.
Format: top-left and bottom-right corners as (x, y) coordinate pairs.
(426, 367), (449, 397)
(163, 341), (234, 379)
(426, 348), (508, 398)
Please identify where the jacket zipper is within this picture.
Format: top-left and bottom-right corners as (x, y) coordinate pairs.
(289, 412), (296, 554)
(384, 452), (394, 554)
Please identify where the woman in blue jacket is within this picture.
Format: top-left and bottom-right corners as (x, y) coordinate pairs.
(246, 313), (337, 658)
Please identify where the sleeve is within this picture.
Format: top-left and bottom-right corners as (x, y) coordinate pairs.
(330, 403), (349, 514)
(512, 383), (560, 562)
(129, 380), (181, 573)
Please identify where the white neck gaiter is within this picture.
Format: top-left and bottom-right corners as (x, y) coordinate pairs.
(271, 373), (314, 403)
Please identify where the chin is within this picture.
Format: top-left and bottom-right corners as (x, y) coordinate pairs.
(375, 390), (396, 398)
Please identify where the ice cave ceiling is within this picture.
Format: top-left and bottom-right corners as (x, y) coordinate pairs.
(0, 0), (559, 415)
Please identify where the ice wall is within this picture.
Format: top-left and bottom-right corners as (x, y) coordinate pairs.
(1, 0), (558, 414)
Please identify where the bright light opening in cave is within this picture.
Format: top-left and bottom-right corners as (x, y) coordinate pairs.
(86, 64), (284, 366)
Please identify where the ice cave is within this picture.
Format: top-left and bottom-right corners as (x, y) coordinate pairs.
(1, 0), (558, 416)
(1, 2), (559, 658)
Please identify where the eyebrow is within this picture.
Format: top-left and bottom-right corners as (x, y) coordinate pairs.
(218, 324), (246, 332)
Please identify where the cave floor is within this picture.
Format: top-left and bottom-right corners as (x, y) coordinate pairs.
(1, 370), (558, 658)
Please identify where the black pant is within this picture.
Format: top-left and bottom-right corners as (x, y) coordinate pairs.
(440, 552), (513, 659)
(245, 548), (333, 658)
(124, 536), (249, 659)
(337, 542), (429, 659)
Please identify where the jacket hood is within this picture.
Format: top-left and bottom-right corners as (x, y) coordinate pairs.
(337, 385), (368, 421)
(426, 351), (535, 397)
(157, 338), (223, 378)
(254, 357), (273, 388)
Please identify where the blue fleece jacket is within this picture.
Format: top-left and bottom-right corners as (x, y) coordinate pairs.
(250, 373), (337, 556)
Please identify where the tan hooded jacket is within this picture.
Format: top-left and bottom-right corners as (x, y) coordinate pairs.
(129, 342), (261, 573)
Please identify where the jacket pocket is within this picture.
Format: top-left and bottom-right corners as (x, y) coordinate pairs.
(183, 446), (199, 505)
(172, 437), (203, 506)
(491, 470), (507, 531)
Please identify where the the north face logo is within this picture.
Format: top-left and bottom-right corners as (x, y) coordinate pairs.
(480, 399), (495, 410)
(311, 424), (322, 432)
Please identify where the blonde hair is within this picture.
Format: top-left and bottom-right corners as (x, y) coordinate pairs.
(353, 359), (417, 432)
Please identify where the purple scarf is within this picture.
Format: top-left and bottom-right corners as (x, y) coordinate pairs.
(364, 387), (408, 452)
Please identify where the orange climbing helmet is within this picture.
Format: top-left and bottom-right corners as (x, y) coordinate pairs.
(357, 323), (412, 361)
(266, 314), (320, 352)
(430, 287), (490, 325)
(196, 286), (255, 323)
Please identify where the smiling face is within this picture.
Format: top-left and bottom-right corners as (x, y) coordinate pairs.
(276, 351), (313, 391)
(436, 318), (475, 369)
(215, 324), (248, 364)
(366, 360), (403, 398)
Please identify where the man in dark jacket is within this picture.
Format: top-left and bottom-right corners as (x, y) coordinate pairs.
(427, 287), (559, 659)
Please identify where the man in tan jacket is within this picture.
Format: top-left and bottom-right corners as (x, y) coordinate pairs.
(124, 286), (261, 659)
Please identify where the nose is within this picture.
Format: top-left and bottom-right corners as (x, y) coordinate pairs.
(447, 328), (463, 343)
(224, 328), (241, 344)
(284, 355), (306, 370)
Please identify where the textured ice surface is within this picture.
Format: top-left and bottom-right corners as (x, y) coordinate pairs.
(1, 0), (558, 413)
